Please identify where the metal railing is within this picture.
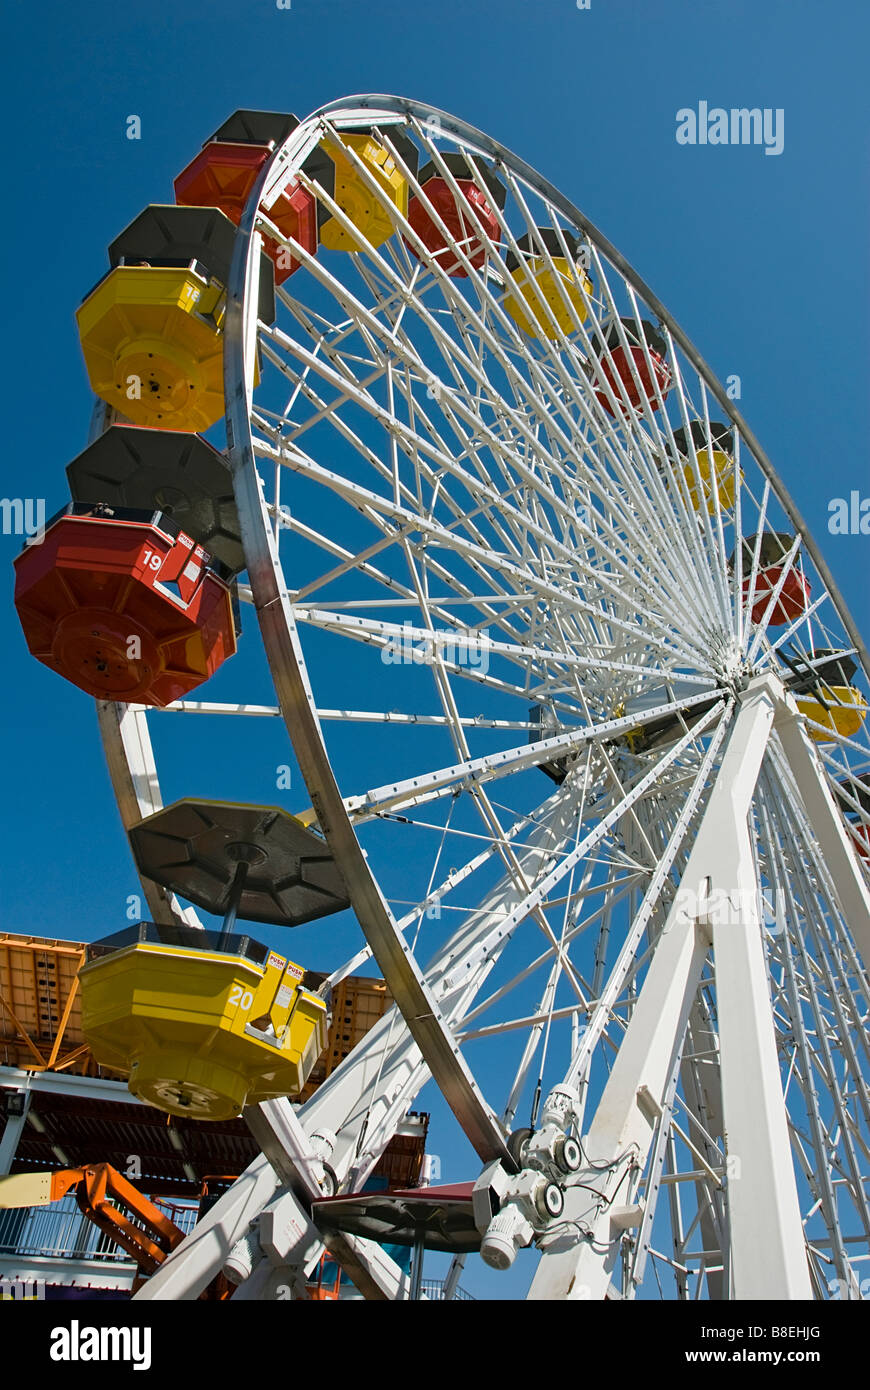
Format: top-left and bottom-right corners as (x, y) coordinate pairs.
(0, 1194), (198, 1262)
(0, 1202), (476, 1299)
(419, 1278), (475, 1301)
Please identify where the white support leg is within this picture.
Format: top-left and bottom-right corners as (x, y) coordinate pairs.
(529, 675), (807, 1300)
(773, 692), (870, 966)
(96, 701), (203, 929)
(134, 1157), (281, 1301)
(710, 806), (812, 1299)
(136, 1097), (410, 1301)
(528, 890), (710, 1299)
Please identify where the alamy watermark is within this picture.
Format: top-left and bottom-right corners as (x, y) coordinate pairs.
(0, 1275), (45, 1300)
(676, 103), (784, 156)
(1, 497), (45, 542)
(50, 1322), (151, 1370)
(381, 622), (491, 674)
(672, 884), (787, 932)
(828, 490), (870, 535)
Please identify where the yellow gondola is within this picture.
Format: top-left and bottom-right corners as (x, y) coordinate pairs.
(76, 266), (227, 433)
(77, 204), (271, 434)
(796, 687), (868, 742)
(681, 449), (742, 515)
(671, 421), (742, 516)
(503, 228), (593, 340)
(79, 929), (328, 1121)
(316, 132), (411, 252)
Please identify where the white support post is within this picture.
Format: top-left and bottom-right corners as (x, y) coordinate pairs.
(96, 701), (203, 929)
(0, 1088), (31, 1176)
(710, 780), (812, 1297)
(528, 885), (710, 1300)
(529, 675), (809, 1301)
(773, 692), (870, 967)
(442, 1254), (465, 1301)
(134, 1158), (281, 1301)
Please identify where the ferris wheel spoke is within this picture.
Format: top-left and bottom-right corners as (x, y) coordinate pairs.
(428, 706), (728, 1050)
(258, 321), (722, 667)
(394, 786), (582, 938)
(753, 592), (839, 670)
(260, 442), (711, 669)
(284, 156), (733, 644)
(695, 385), (737, 617)
(341, 694), (724, 826)
(574, 303), (725, 617)
(431, 813), (594, 1035)
(459, 874), (643, 1036)
(294, 606), (719, 693)
(583, 287), (725, 612)
(350, 263), (710, 642)
(278, 512), (505, 632)
(659, 349), (733, 631)
(393, 539), (558, 933)
(744, 537), (804, 665)
(137, 696), (567, 736)
(258, 339), (707, 661)
(306, 782), (590, 1173)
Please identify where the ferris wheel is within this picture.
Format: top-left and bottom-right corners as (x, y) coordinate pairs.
(14, 96), (870, 1301)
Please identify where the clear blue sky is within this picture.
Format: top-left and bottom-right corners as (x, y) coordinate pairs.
(2, 0), (868, 1297)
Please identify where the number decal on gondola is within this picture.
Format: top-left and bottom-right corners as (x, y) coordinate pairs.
(140, 548), (162, 572)
(229, 985), (254, 1011)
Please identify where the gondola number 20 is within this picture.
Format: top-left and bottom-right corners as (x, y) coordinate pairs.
(229, 985), (254, 1011)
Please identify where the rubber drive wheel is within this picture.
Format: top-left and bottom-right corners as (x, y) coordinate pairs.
(506, 1127), (533, 1171)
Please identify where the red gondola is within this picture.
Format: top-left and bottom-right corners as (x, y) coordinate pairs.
(174, 109), (317, 283)
(590, 318), (670, 416)
(14, 505), (237, 707)
(406, 154), (504, 277)
(175, 144), (317, 283)
(744, 565), (811, 626)
(734, 533), (811, 626)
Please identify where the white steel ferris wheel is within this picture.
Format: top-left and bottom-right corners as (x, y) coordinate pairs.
(64, 96), (870, 1300)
